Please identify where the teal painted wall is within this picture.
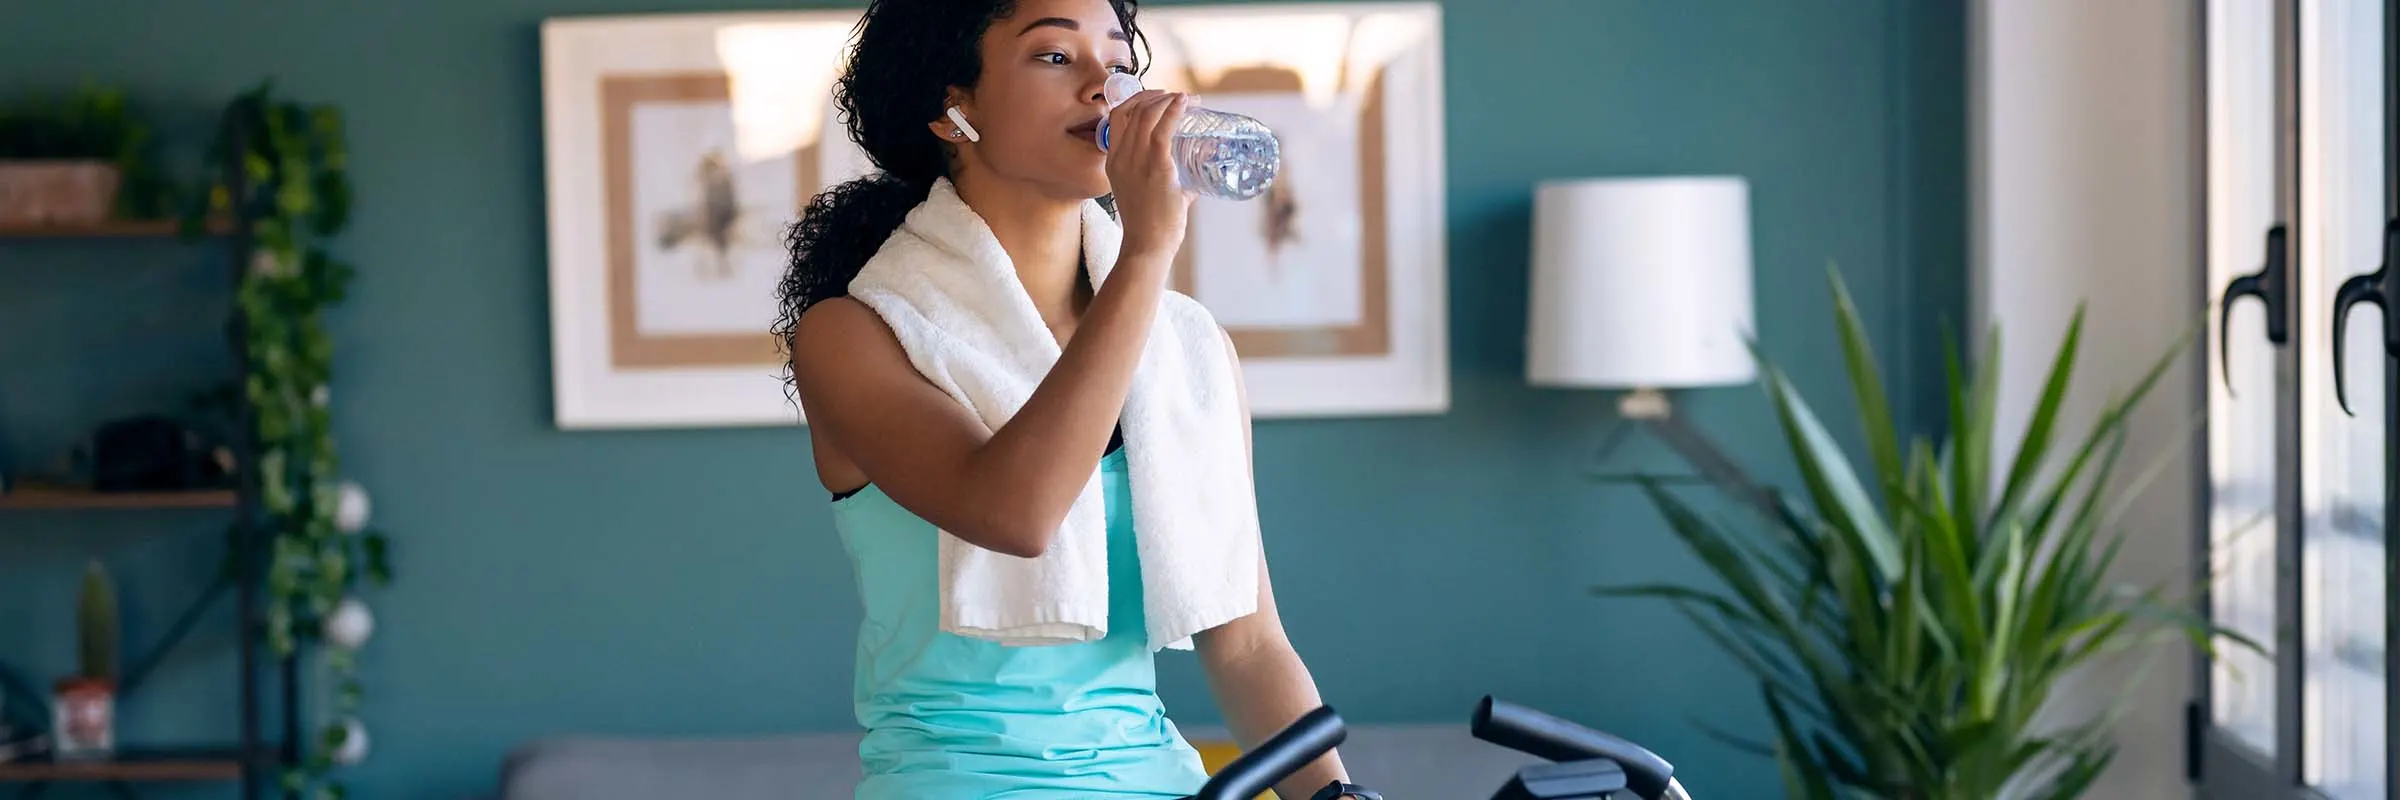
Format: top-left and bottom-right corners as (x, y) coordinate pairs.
(0, 1), (1964, 797)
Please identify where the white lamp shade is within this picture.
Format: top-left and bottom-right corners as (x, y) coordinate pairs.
(1526, 176), (1758, 389)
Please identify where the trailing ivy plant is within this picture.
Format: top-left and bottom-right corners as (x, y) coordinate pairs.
(189, 81), (392, 800)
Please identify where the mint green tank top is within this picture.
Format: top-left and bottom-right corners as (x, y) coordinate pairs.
(830, 446), (1211, 799)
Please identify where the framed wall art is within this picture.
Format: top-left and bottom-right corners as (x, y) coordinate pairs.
(1137, 1), (1450, 418)
(540, 10), (868, 429)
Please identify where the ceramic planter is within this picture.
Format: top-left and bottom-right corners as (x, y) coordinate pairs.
(0, 160), (121, 225)
(50, 676), (114, 759)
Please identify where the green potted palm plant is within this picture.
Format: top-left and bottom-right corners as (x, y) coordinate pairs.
(1601, 269), (2248, 799)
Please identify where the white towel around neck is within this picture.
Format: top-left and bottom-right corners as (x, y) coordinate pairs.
(847, 177), (1261, 652)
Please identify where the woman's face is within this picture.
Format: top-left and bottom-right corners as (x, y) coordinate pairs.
(946, 0), (1136, 201)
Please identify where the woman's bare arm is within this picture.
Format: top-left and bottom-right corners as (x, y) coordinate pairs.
(790, 245), (1170, 558)
(1194, 326), (1354, 798)
(789, 91), (1192, 559)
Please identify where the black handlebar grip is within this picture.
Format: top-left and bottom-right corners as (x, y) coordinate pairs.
(1473, 696), (1676, 800)
(1191, 705), (1347, 800)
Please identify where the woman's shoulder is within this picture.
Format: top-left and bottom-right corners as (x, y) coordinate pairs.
(793, 294), (886, 345)
(789, 296), (913, 385)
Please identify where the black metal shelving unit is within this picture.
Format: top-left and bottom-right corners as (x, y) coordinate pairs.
(0, 110), (293, 800)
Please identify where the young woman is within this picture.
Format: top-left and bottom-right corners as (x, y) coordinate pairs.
(774, 0), (1374, 798)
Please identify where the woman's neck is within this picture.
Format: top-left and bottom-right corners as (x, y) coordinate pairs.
(952, 174), (1088, 329)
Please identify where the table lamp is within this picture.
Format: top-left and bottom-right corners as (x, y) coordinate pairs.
(1526, 175), (1774, 514)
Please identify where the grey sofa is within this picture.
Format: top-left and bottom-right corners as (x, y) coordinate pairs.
(495, 724), (1543, 799)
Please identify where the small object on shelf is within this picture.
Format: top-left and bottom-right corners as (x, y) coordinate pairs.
(0, 160), (120, 225)
(91, 414), (229, 493)
(51, 562), (118, 760)
(0, 84), (163, 225)
(0, 414), (234, 509)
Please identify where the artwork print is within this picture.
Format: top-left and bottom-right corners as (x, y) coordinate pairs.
(542, 11), (868, 428)
(606, 73), (808, 369)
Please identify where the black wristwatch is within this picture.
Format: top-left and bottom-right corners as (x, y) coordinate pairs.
(1308, 780), (1382, 800)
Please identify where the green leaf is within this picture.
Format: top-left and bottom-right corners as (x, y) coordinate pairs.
(1992, 306), (2085, 525)
(1764, 686), (1839, 800)
(1976, 520), (2027, 718)
(1950, 322), (2000, 545)
(1758, 362), (1900, 581)
(1631, 480), (1802, 637)
(1667, 602), (1823, 718)
(1825, 267), (1904, 504)
(363, 532), (394, 585)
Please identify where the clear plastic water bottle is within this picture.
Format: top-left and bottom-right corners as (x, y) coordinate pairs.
(1095, 73), (1281, 201)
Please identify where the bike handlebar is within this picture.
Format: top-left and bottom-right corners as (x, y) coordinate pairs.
(1177, 698), (1692, 800)
(1473, 695), (1682, 800)
(1182, 705), (1347, 800)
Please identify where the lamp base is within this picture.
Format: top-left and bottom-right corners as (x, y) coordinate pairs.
(1616, 387), (1672, 421)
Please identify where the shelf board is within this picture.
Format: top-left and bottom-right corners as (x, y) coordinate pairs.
(0, 218), (234, 239)
(0, 748), (248, 782)
(0, 487), (238, 510)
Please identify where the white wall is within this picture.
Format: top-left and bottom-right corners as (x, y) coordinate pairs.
(1970, 0), (2203, 797)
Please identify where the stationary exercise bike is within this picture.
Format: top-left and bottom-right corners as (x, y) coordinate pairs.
(1180, 695), (1693, 800)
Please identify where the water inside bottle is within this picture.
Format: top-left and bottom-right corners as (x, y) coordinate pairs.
(1098, 73), (1280, 201)
(1173, 109), (1279, 201)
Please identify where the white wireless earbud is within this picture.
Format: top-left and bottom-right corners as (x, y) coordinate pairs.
(945, 106), (981, 142)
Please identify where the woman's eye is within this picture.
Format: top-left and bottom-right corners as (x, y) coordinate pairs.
(1108, 63), (1134, 74)
(1040, 52), (1069, 65)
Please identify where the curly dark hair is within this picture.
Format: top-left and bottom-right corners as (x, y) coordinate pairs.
(773, 0), (1148, 391)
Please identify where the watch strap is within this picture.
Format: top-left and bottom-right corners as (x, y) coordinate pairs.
(1307, 780), (1382, 800)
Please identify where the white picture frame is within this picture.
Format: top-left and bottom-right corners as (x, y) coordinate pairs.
(540, 9), (868, 430)
(1138, 1), (1451, 419)
(538, 3), (1447, 428)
